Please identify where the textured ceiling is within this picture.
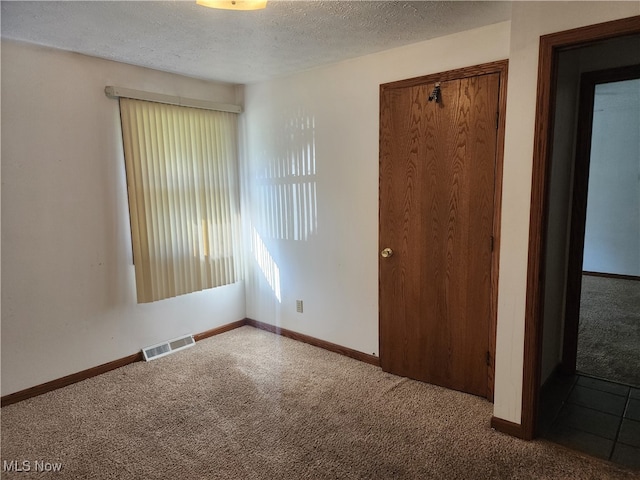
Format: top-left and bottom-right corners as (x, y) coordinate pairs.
(1, 1), (512, 84)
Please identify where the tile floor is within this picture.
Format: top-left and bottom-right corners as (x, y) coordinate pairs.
(539, 373), (640, 470)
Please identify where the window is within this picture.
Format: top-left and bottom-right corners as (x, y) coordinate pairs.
(119, 98), (241, 303)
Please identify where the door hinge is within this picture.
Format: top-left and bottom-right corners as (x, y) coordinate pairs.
(486, 351), (491, 366)
(496, 111), (499, 130)
(490, 235), (495, 252)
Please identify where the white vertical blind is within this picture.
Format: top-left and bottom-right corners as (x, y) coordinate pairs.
(119, 98), (241, 303)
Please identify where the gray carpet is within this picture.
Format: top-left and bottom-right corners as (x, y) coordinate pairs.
(1, 326), (637, 479)
(577, 275), (640, 387)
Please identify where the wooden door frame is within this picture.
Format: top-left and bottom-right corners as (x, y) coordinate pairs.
(562, 64), (640, 374)
(378, 59), (509, 402)
(520, 16), (640, 441)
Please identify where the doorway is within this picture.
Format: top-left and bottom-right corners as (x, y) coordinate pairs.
(522, 16), (640, 443)
(536, 62), (640, 468)
(563, 66), (640, 387)
(378, 61), (507, 400)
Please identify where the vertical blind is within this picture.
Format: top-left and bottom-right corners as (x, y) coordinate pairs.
(119, 98), (241, 303)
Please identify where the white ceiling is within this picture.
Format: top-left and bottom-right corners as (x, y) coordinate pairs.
(1, 1), (512, 84)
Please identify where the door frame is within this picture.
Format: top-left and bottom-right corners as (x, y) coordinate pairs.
(520, 16), (640, 441)
(378, 59), (509, 401)
(562, 64), (640, 374)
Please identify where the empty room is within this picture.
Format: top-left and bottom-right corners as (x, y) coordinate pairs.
(1, 1), (639, 478)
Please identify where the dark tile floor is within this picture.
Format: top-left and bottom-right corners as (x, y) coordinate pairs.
(539, 372), (640, 470)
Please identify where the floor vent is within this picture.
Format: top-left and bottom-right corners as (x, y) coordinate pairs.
(142, 334), (195, 361)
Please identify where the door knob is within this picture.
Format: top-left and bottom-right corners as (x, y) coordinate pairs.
(381, 248), (394, 258)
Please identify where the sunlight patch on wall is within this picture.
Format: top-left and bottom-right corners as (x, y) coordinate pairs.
(257, 112), (318, 241)
(251, 226), (281, 302)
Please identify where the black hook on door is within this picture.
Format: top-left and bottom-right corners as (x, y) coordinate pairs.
(428, 82), (441, 103)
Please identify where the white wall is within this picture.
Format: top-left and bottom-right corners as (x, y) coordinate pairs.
(584, 79), (640, 276)
(1, 41), (246, 396)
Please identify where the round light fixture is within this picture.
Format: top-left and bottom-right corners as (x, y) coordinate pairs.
(196, 0), (267, 10)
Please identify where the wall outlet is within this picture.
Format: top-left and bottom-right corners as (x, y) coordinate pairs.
(296, 300), (303, 313)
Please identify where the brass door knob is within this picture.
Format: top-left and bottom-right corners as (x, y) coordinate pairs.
(381, 248), (394, 258)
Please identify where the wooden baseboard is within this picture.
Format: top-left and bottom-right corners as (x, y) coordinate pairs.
(193, 319), (247, 342)
(491, 416), (529, 439)
(2, 318), (380, 407)
(245, 318), (380, 367)
(1, 318), (248, 408)
(583, 271), (639, 281)
(1, 352), (144, 408)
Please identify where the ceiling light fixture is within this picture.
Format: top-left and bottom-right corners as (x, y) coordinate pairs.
(196, 0), (267, 10)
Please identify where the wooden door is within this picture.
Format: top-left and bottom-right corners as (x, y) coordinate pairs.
(379, 63), (506, 399)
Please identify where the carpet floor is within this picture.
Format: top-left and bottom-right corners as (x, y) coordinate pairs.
(577, 275), (640, 387)
(2, 326), (637, 479)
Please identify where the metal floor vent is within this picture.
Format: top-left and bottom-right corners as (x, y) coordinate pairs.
(142, 334), (195, 361)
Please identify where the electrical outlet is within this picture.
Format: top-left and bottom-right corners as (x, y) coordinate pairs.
(296, 300), (303, 313)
